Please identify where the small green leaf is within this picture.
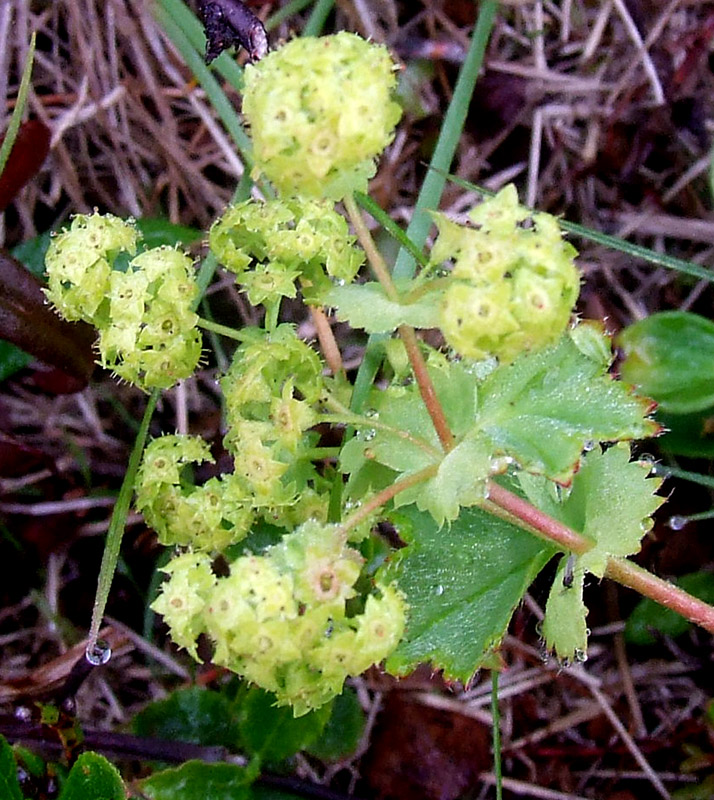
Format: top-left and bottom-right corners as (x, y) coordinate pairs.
(132, 687), (241, 750)
(541, 555), (588, 662)
(521, 444), (663, 578)
(397, 435), (491, 525)
(477, 327), (658, 483)
(625, 571), (714, 645)
(57, 752), (124, 800)
(140, 761), (252, 800)
(618, 311), (714, 413)
(326, 281), (443, 333)
(305, 687), (366, 762)
(383, 505), (556, 680)
(134, 218), (203, 249)
(0, 735), (22, 800)
(237, 687), (331, 765)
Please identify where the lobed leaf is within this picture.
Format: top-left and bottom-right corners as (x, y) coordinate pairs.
(325, 280), (444, 333)
(382, 505), (555, 680)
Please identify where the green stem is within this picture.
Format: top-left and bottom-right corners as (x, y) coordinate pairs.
(349, 1), (499, 414)
(197, 317), (248, 342)
(86, 390), (160, 661)
(319, 410), (442, 460)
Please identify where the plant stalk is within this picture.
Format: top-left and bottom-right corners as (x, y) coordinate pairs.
(487, 480), (714, 635)
(339, 465), (438, 537)
(344, 194), (455, 451)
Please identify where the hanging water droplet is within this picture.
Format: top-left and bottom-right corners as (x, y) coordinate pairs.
(574, 648), (588, 663)
(637, 453), (656, 470)
(668, 515), (688, 531)
(86, 639), (112, 666)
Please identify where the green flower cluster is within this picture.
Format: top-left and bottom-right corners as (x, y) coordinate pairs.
(135, 326), (329, 550)
(209, 197), (365, 305)
(431, 185), (580, 364)
(242, 32), (402, 200)
(151, 521), (406, 715)
(135, 435), (253, 552)
(44, 213), (201, 389)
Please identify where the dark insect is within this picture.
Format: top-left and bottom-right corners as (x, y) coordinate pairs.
(562, 553), (576, 590)
(197, 0), (268, 64)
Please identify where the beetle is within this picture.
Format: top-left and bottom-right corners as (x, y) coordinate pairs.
(197, 0), (268, 64)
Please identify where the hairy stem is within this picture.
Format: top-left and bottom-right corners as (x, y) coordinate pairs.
(487, 480), (714, 635)
(605, 557), (714, 634)
(339, 465), (438, 536)
(309, 305), (343, 376)
(344, 194), (455, 451)
(486, 481), (591, 554)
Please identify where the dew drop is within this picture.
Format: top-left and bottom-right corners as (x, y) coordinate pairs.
(638, 453), (656, 469)
(435, 584), (445, 596)
(574, 648), (588, 663)
(668, 515), (688, 531)
(86, 639), (112, 666)
(364, 429), (376, 442)
(582, 440), (595, 452)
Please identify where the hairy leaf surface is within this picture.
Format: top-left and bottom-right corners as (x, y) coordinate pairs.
(382, 505), (555, 680)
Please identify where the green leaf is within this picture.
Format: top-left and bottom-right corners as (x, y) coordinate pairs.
(396, 435), (491, 526)
(325, 281), (444, 333)
(237, 687), (331, 765)
(0, 735), (22, 800)
(342, 326), (657, 527)
(540, 555), (588, 662)
(135, 218), (203, 249)
(140, 761), (252, 800)
(625, 571), (714, 645)
(476, 327), (658, 483)
(57, 752), (125, 800)
(617, 311), (714, 413)
(382, 505), (556, 680)
(132, 687), (241, 750)
(305, 688), (366, 762)
(521, 444), (663, 578)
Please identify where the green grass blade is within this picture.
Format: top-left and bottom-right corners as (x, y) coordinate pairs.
(303, 0), (335, 36)
(354, 191), (429, 268)
(0, 33), (36, 176)
(86, 390), (160, 659)
(350, 1), (499, 412)
(267, 0), (318, 30)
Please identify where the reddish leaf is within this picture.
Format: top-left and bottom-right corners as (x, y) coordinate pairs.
(0, 119), (51, 212)
(0, 250), (95, 385)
